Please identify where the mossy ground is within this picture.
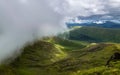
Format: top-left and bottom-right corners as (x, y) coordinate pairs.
(0, 37), (120, 75)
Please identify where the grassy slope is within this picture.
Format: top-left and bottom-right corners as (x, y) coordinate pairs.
(44, 37), (86, 50)
(0, 40), (68, 75)
(69, 26), (120, 43)
(0, 38), (85, 75)
(0, 38), (120, 75)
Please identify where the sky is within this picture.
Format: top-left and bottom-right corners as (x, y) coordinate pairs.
(0, 0), (120, 63)
(50, 0), (120, 23)
(52, 0), (120, 18)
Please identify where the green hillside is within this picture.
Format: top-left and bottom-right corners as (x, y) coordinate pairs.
(0, 37), (120, 75)
(69, 26), (120, 43)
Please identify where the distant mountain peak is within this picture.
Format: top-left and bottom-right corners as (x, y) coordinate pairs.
(67, 20), (120, 28)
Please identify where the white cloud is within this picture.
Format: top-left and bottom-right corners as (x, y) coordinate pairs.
(19, 0), (28, 3)
(0, 0), (67, 63)
(50, 0), (120, 20)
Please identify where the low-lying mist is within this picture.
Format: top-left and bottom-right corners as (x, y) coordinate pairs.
(0, 0), (67, 63)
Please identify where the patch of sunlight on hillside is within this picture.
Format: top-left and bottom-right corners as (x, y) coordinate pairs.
(55, 44), (65, 50)
(87, 43), (97, 47)
(50, 44), (68, 62)
(116, 44), (120, 49)
(46, 38), (54, 43)
(69, 26), (82, 31)
(72, 26), (82, 29)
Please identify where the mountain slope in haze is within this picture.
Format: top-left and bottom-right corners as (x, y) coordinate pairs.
(67, 21), (120, 28)
(69, 26), (120, 43)
(0, 38), (85, 75)
(0, 37), (120, 75)
(0, 40), (68, 75)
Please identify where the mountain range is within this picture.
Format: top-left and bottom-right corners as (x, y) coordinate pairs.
(67, 21), (120, 28)
(0, 26), (120, 75)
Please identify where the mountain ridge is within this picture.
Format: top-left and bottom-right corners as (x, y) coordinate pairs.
(67, 21), (120, 28)
(0, 37), (120, 75)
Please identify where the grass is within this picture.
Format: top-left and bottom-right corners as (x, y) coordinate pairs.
(0, 37), (120, 75)
(69, 26), (120, 43)
(45, 37), (86, 51)
(75, 61), (120, 75)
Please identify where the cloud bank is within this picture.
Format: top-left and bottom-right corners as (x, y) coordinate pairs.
(0, 0), (67, 63)
(0, 0), (120, 63)
(51, 0), (120, 19)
